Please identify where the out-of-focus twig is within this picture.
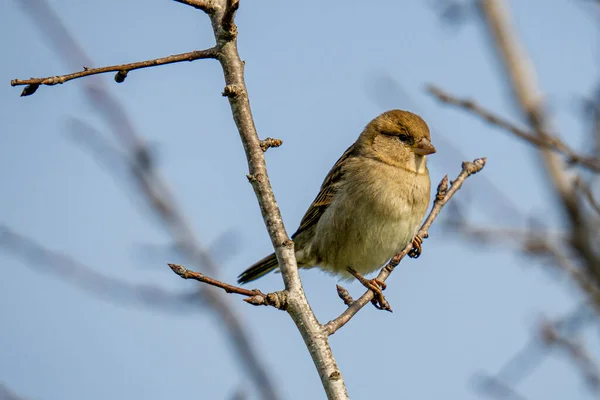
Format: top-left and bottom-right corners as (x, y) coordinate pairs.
(475, 305), (593, 399)
(478, 0), (600, 297)
(444, 220), (568, 250)
(448, 218), (600, 314)
(428, 85), (600, 172)
(544, 247), (600, 314)
(0, 225), (204, 312)
(325, 157), (486, 335)
(540, 319), (600, 392)
(0, 384), (32, 400)
(474, 374), (530, 400)
(13, 1), (280, 399)
(575, 177), (600, 215)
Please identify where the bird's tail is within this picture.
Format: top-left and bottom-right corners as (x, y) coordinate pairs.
(237, 253), (279, 284)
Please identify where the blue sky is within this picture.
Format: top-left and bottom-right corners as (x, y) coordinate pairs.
(1, 0), (598, 399)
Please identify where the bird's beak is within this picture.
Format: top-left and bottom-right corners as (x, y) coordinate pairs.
(412, 138), (436, 156)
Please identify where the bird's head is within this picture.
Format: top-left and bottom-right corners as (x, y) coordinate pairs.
(359, 109), (436, 173)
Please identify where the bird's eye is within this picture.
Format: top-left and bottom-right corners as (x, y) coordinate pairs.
(397, 133), (409, 142)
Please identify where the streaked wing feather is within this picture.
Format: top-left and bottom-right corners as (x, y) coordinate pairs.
(292, 143), (357, 238)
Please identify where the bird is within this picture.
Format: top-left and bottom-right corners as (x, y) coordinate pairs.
(238, 110), (435, 307)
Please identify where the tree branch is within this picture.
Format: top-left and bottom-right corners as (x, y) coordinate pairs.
(325, 157), (486, 335)
(427, 85), (600, 172)
(12, 2), (281, 399)
(168, 263), (288, 309)
(0, 384), (32, 400)
(173, 0), (214, 12)
(207, 2), (349, 398)
(474, 305), (592, 400)
(477, 0), (600, 296)
(0, 225), (204, 312)
(540, 318), (600, 392)
(11, 48), (218, 96)
(575, 177), (600, 215)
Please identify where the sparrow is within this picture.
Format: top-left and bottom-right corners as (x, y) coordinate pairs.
(238, 110), (435, 306)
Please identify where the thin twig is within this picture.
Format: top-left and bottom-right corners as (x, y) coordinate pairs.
(446, 222), (568, 250)
(169, 263), (262, 297)
(0, 225), (204, 312)
(540, 319), (600, 392)
(428, 85), (600, 172)
(13, 2), (281, 399)
(545, 247), (600, 313)
(11, 48), (218, 95)
(168, 263), (288, 309)
(475, 374), (531, 400)
(575, 177), (600, 215)
(173, 0), (214, 12)
(477, 0), (600, 301)
(325, 157), (486, 335)
(475, 305), (592, 400)
(0, 384), (32, 400)
(369, 73), (524, 225)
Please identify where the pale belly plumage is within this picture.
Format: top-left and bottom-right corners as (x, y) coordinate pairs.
(296, 160), (430, 279)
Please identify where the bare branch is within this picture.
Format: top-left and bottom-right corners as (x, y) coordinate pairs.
(0, 384), (32, 400)
(428, 85), (600, 172)
(169, 263), (288, 310)
(206, 2), (349, 397)
(474, 374), (531, 400)
(447, 213), (600, 314)
(11, 48), (218, 95)
(446, 222), (568, 250)
(575, 177), (600, 215)
(0, 225), (204, 312)
(325, 157), (486, 335)
(173, 0), (214, 12)
(540, 319), (600, 392)
(544, 247), (600, 314)
(475, 306), (592, 400)
(477, 0), (600, 296)
(14, 2), (281, 399)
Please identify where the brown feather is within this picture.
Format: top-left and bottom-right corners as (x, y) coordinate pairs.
(292, 144), (358, 239)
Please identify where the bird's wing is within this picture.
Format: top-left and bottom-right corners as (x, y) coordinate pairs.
(292, 143), (357, 239)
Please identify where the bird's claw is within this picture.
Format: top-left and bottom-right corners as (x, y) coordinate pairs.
(346, 268), (392, 312)
(408, 235), (423, 258)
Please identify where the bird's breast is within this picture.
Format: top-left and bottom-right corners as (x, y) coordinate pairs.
(310, 161), (430, 277)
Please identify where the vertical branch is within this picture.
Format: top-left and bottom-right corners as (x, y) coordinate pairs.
(206, 2), (349, 398)
(14, 1), (281, 399)
(477, 0), (600, 290)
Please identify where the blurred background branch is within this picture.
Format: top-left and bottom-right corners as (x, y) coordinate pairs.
(4, 1), (280, 399)
(3, 0), (599, 399)
(0, 385), (31, 400)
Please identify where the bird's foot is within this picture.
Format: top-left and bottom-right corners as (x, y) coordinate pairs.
(408, 235), (423, 259)
(346, 267), (392, 312)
